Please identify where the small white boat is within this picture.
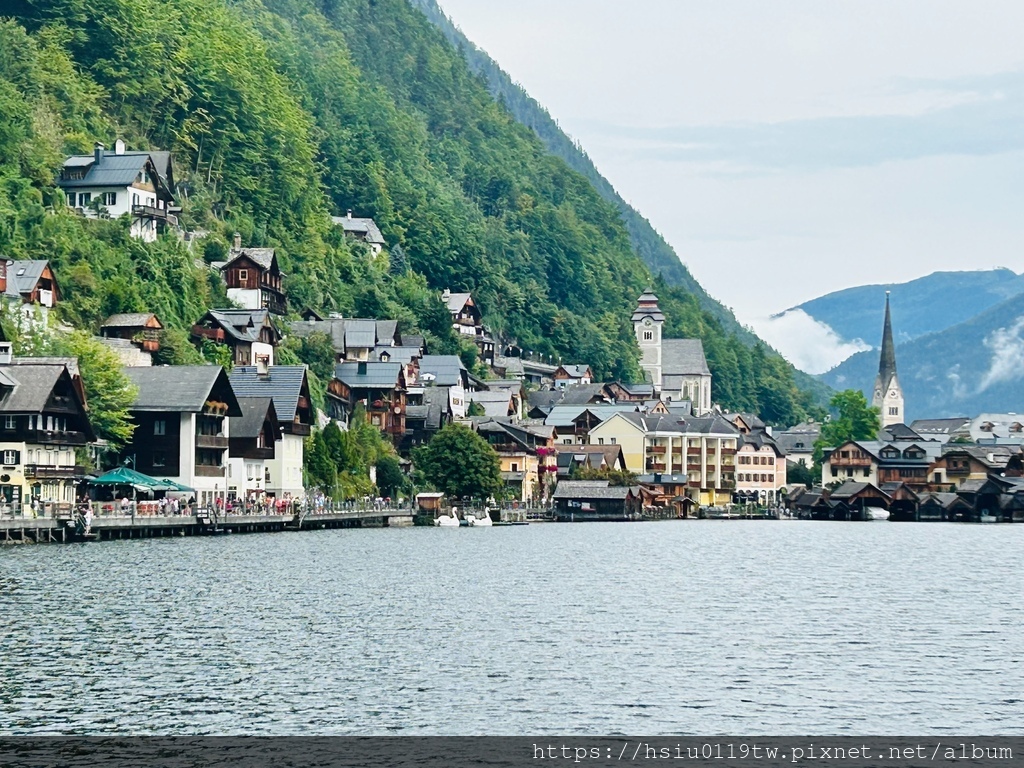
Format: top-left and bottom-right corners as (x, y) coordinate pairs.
(467, 509), (493, 527)
(434, 506), (460, 527)
(864, 506), (890, 521)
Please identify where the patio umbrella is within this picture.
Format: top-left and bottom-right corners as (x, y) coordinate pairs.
(89, 466), (168, 492)
(158, 478), (195, 493)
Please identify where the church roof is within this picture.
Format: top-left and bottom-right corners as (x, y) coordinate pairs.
(631, 288), (665, 322)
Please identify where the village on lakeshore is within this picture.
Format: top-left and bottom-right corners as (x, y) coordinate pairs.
(3, 140), (1024, 543)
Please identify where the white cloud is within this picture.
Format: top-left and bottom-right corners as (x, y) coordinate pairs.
(977, 316), (1024, 392)
(752, 309), (871, 375)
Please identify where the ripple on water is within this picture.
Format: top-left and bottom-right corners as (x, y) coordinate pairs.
(1, 522), (1023, 733)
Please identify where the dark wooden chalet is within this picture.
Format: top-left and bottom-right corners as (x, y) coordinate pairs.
(329, 361), (407, 441)
(229, 397), (279, 462)
(99, 312), (163, 353)
(1, 260), (60, 309)
(0, 361), (95, 507)
(220, 236), (286, 315)
(191, 309), (281, 367)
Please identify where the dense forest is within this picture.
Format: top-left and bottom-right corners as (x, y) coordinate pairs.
(0, 0), (820, 424)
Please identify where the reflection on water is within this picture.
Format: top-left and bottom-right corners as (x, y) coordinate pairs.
(1, 522), (1022, 734)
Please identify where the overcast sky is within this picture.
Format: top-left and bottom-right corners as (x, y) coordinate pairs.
(435, 0), (1024, 371)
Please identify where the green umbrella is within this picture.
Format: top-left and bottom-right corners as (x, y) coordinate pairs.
(158, 478), (195, 493)
(89, 466), (170, 492)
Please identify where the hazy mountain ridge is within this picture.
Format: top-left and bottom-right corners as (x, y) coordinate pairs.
(822, 289), (1024, 420)
(790, 268), (1024, 348)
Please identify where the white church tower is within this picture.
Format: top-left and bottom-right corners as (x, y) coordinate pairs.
(872, 291), (905, 428)
(632, 289), (665, 388)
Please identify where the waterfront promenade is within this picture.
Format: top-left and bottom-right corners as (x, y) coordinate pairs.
(0, 499), (545, 544)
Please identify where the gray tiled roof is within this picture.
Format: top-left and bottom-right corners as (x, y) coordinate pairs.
(374, 346), (420, 364)
(558, 383), (608, 405)
(58, 151), (149, 188)
(469, 390), (515, 418)
(910, 417), (970, 434)
(4, 260), (50, 299)
(375, 320), (399, 345)
(331, 215), (385, 245)
(101, 312), (161, 329)
(661, 339), (711, 376)
(558, 364), (591, 378)
(0, 364), (68, 413)
(126, 365), (240, 415)
(202, 309), (276, 343)
(344, 319), (377, 349)
(422, 386), (450, 430)
(224, 247), (277, 272)
(334, 361), (402, 389)
(400, 333), (425, 350)
(631, 289), (666, 322)
(444, 292), (472, 313)
(230, 397), (277, 440)
(229, 365), (309, 422)
(552, 480), (632, 500)
(419, 355), (466, 387)
(545, 404), (638, 428)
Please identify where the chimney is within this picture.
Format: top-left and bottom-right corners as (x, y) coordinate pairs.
(0, 341), (11, 365)
(94, 142), (104, 164)
(114, 138), (126, 155)
(232, 232), (242, 249)
(347, 209), (353, 219)
(442, 288), (451, 301)
(988, 452), (995, 464)
(0, 259), (7, 294)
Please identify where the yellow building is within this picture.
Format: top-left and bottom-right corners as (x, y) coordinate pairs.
(588, 412), (739, 506)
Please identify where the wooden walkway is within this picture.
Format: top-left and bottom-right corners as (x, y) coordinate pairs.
(0, 508), (415, 544)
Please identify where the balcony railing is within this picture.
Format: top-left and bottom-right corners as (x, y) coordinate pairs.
(191, 325), (225, 343)
(23, 429), (90, 446)
(194, 465), (226, 478)
(196, 434), (229, 449)
(649, 446), (667, 455)
(23, 464), (87, 479)
(132, 204), (171, 221)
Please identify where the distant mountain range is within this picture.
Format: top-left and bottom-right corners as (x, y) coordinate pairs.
(810, 270), (1024, 420)
(788, 268), (1024, 348)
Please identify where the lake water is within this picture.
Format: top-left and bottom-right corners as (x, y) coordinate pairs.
(1, 522), (1022, 734)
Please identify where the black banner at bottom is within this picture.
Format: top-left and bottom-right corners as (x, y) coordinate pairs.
(0, 737), (1020, 768)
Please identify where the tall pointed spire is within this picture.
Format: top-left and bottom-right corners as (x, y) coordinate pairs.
(878, 290), (897, 384)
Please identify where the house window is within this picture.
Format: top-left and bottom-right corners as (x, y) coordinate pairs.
(610, 437), (616, 444)
(78, 192), (92, 207)
(238, 269), (248, 282)
(598, 437), (604, 445)
(3, 449), (19, 465)
(3, 416), (14, 430)
(103, 192), (117, 206)
(863, 468), (871, 477)
(66, 193), (76, 207)
(154, 419), (166, 436)
(510, 462), (519, 472)
(152, 451), (166, 467)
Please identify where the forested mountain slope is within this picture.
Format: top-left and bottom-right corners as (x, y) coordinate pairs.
(0, 0), (817, 423)
(407, 0), (744, 336)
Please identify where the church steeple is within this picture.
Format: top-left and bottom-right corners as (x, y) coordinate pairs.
(633, 288), (664, 388)
(872, 291), (904, 428)
(878, 290), (897, 385)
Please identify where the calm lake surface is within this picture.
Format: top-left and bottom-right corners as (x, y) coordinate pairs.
(2, 522), (1022, 734)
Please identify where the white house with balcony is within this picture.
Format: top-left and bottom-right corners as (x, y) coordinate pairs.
(57, 140), (176, 242)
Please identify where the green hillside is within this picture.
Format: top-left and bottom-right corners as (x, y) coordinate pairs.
(0, 0), (816, 424)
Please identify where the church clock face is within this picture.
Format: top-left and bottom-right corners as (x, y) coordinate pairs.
(889, 390), (898, 397)
(643, 317), (652, 327)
